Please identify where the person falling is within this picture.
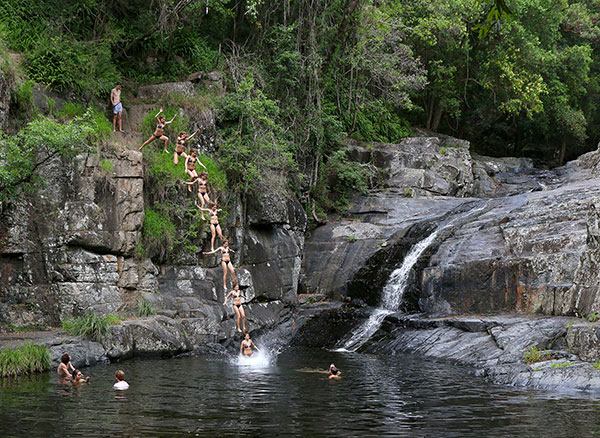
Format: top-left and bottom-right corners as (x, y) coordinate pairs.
(139, 108), (176, 152)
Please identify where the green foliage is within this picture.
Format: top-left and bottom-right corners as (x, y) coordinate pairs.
(551, 362), (574, 368)
(100, 159), (114, 174)
(137, 298), (156, 317)
(10, 80), (35, 120)
(0, 116), (101, 201)
(313, 149), (371, 213)
(523, 346), (554, 365)
(61, 312), (121, 342)
(142, 207), (176, 263)
(594, 361), (600, 371)
(587, 313), (599, 323)
(0, 343), (50, 378)
(218, 75), (296, 196)
(58, 102), (86, 120)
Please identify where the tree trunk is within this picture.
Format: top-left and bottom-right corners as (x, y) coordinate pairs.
(431, 105), (443, 132)
(559, 135), (567, 166)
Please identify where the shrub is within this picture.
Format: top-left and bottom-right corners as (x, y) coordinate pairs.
(137, 298), (156, 317)
(0, 117), (97, 201)
(100, 159), (113, 174)
(58, 102), (86, 120)
(24, 36), (119, 98)
(523, 346), (554, 365)
(0, 343), (50, 377)
(142, 207), (176, 262)
(61, 312), (121, 342)
(10, 80), (36, 120)
(594, 361), (600, 371)
(313, 149), (371, 213)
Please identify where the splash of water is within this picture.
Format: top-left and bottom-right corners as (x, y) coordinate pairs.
(235, 349), (273, 368)
(337, 205), (487, 352)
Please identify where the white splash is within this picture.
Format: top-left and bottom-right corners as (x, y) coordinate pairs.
(235, 349), (273, 368)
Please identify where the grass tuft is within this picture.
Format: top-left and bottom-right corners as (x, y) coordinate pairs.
(523, 346), (554, 365)
(61, 311), (121, 342)
(0, 343), (50, 378)
(137, 298), (157, 317)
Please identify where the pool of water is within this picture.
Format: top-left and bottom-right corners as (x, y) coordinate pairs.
(1, 348), (599, 437)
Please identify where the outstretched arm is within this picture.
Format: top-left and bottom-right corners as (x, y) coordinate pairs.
(199, 206), (212, 212)
(155, 108), (163, 121)
(203, 246), (222, 255)
(197, 159), (208, 170)
(182, 179), (198, 185)
(223, 291), (233, 305)
(186, 129), (200, 141)
(166, 113), (177, 125)
(252, 341), (260, 351)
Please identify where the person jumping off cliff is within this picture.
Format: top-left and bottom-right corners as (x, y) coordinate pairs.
(139, 108), (176, 152)
(174, 129), (199, 165)
(203, 239), (236, 290)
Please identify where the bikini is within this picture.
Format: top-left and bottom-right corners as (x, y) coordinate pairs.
(153, 123), (165, 139)
(222, 247), (230, 262)
(176, 138), (186, 155)
(232, 289), (242, 308)
(198, 178), (208, 194)
(187, 156), (197, 171)
(209, 210), (219, 225)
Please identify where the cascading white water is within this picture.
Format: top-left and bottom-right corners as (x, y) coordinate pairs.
(337, 231), (442, 352)
(337, 205), (487, 352)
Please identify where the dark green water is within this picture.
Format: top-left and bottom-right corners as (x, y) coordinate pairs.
(1, 348), (599, 437)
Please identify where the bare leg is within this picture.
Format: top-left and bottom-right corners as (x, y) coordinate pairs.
(174, 152), (179, 165)
(227, 262), (237, 285)
(216, 224), (225, 241)
(239, 306), (246, 331)
(203, 192), (211, 204)
(210, 224), (216, 251)
(113, 114), (117, 132)
(185, 169), (194, 191)
(198, 192), (206, 220)
(139, 136), (155, 151)
(161, 135), (169, 152)
(233, 305), (241, 332)
(118, 113), (123, 132)
(221, 261), (228, 290)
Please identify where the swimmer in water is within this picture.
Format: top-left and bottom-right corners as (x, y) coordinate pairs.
(240, 331), (259, 357)
(57, 353), (75, 380)
(224, 283), (246, 332)
(328, 363), (341, 379)
(72, 369), (90, 385)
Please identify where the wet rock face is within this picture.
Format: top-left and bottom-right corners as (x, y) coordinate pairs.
(0, 149), (148, 325)
(346, 137), (474, 197)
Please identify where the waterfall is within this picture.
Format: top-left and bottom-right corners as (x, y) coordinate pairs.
(337, 205), (486, 352)
(336, 230), (442, 352)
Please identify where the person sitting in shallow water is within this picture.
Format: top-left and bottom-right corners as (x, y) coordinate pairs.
(240, 331), (259, 357)
(328, 364), (341, 379)
(57, 353), (75, 379)
(113, 369), (129, 390)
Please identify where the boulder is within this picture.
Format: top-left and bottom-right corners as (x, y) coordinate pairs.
(104, 316), (192, 358)
(136, 82), (195, 99)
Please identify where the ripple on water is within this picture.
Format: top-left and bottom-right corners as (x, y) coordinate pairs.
(2, 349), (600, 437)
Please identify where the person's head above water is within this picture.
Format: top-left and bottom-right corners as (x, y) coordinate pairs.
(61, 354), (70, 365)
(115, 370), (126, 382)
(329, 364), (339, 374)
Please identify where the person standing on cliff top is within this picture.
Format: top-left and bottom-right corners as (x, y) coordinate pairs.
(110, 82), (124, 133)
